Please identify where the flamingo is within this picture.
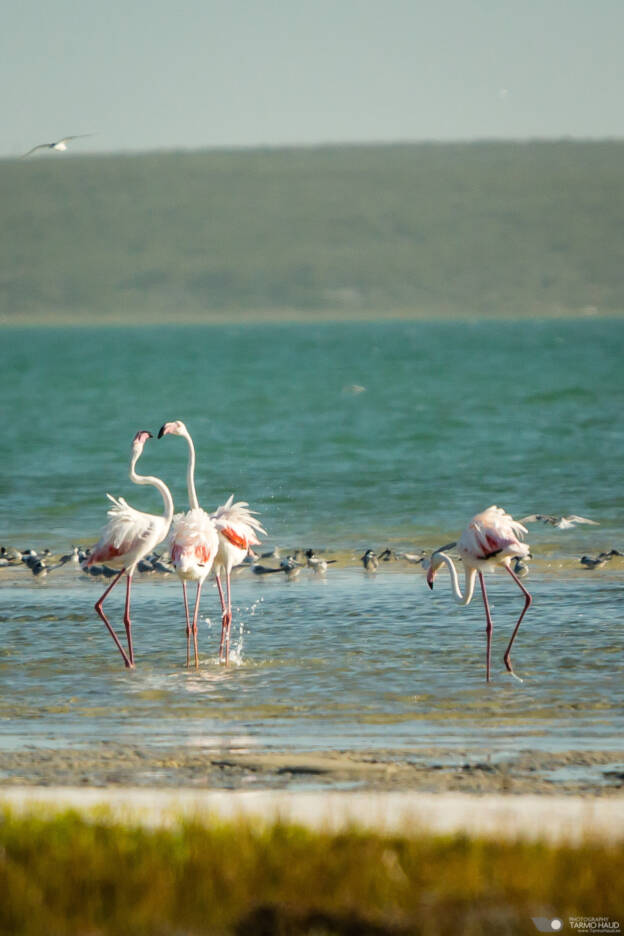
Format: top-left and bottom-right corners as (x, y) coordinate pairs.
(425, 505), (532, 682)
(158, 420), (266, 665)
(87, 430), (174, 669)
(157, 421), (219, 668)
(211, 495), (266, 664)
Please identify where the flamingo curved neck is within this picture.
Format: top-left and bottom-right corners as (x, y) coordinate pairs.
(129, 451), (174, 525)
(436, 552), (476, 606)
(181, 429), (200, 510)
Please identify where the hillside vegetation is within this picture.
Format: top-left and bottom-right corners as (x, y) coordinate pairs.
(2, 141), (623, 321)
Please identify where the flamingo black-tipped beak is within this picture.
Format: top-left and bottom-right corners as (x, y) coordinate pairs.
(157, 424), (168, 439)
(427, 579), (434, 590)
(133, 430), (153, 445)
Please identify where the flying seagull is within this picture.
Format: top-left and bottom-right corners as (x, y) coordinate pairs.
(519, 514), (599, 529)
(21, 134), (92, 159)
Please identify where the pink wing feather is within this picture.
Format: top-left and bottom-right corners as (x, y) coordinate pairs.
(211, 495), (266, 548)
(459, 505), (529, 561)
(88, 495), (160, 566)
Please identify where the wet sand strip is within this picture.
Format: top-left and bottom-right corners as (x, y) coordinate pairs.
(1, 746), (623, 795)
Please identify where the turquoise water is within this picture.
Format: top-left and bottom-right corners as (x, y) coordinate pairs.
(2, 319), (623, 548)
(1, 320), (623, 776)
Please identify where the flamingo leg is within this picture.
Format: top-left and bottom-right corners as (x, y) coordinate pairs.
(478, 572), (493, 683)
(182, 581), (191, 667)
(123, 573), (135, 666)
(225, 571), (233, 666)
(215, 573), (228, 662)
(503, 566), (532, 675)
(94, 568), (134, 669)
(191, 581), (203, 670)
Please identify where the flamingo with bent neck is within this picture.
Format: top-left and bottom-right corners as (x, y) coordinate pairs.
(87, 431), (174, 669)
(425, 505), (532, 682)
(158, 420), (219, 668)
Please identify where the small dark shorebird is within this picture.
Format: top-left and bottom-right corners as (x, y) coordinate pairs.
(280, 556), (303, 579)
(361, 549), (379, 572)
(304, 549), (337, 573)
(580, 550), (623, 570)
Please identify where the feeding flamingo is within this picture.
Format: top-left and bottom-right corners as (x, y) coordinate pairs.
(158, 421), (219, 668)
(87, 431), (174, 669)
(425, 505), (532, 682)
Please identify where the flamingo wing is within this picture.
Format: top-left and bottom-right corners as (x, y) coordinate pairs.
(460, 506), (528, 560)
(211, 496), (266, 548)
(89, 495), (162, 564)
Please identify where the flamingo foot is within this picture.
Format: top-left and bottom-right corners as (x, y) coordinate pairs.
(503, 655), (524, 683)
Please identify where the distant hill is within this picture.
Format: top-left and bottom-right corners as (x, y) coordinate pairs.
(2, 140), (623, 321)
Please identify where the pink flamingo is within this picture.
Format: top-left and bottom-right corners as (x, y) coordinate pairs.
(87, 431), (174, 669)
(425, 505), (532, 682)
(211, 495), (266, 664)
(158, 421), (219, 668)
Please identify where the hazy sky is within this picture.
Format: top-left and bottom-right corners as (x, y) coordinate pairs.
(3, 0), (623, 157)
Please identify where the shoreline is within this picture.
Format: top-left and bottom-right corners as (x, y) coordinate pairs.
(2, 309), (623, 328)
(1, 786), (623, 843)
(2, 554), (624, 586)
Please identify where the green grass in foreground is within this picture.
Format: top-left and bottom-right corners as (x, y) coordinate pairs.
(0, 810), (622, 935)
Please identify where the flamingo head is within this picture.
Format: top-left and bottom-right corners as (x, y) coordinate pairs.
(425, 542), (457, 589)
(158, 420), (187, 439)
(132, 430), (153, 450)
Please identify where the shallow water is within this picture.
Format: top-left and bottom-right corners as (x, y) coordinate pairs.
(1, 567), (622, 762)
(1, 320), (623, 786)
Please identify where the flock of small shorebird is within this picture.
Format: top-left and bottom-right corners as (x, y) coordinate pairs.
(3, 421), (618, 683)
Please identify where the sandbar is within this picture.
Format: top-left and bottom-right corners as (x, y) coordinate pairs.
(1, 786), (623, 844)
